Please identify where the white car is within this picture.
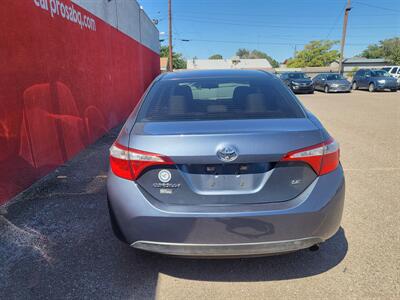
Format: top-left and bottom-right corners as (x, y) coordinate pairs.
(382, 66), (400, 89)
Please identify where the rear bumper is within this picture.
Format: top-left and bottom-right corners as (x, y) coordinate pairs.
(132, 237), (322, 257)
(291, 85), (314, 93)
(329, 86), (351, 92)
(107, 165), (345, 256)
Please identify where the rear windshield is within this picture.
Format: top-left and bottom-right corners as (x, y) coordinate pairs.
(326, 74), (344, 80)
(137, 76), (305, 122)
(287, 73), (307, 79)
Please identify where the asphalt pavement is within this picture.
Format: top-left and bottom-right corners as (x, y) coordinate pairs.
(0, 90), (399, 299)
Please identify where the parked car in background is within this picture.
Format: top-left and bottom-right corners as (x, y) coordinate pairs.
(352, 69), (397, 92)
(279, 72), (314, 94)
(107, 70), (344, 257)
(381, 66), (400, 79)
(381, 66), (400, 90)
(313, 73), (351, 93)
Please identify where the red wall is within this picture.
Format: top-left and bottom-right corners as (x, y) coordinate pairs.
(0, 0), (160, 204)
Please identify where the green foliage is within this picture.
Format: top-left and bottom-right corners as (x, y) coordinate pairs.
(361, 44), (384, 59)
(160, 45), (169, 57)
(235, 48), (280, 68)
(347, 67), (359, 79)
(209, 54), (223, 59)
(361, 37), (400, 64)
(160, 46), (187, 69)
(250, 50), (280, 68)
(286, 40), (340, 67)
(236, 48), (250, 58)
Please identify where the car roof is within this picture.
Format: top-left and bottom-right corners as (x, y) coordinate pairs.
(160, 69), (273, 80)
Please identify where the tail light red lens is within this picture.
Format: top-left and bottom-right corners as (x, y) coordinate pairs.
(281, 138), (340, 175)
(109, 143), (173, 180)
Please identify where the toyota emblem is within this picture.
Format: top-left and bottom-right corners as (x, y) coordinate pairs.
(216, 146), (238, 162)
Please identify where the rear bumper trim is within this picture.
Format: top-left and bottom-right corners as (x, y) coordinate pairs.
(131, 237), (323, 257)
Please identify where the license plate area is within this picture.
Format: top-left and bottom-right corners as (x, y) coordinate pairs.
(178, 163), (274, 195)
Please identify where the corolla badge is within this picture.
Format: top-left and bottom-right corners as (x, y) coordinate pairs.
(216, 145), (239, 162)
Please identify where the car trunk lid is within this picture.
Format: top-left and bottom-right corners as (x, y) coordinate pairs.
(130, 118), (323, 205)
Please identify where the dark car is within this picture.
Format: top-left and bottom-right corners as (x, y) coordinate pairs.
(107, 69), (344, 257)
(279, 72), (314, 94)
(313, 73), (351, 93)
(352, 69), (397, 92)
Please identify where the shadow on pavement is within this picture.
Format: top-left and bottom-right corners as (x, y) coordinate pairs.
(0, 126), (348, 299)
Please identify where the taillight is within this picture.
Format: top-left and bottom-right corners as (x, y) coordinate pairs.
(281, 138), (340, 175)
(109, 142), (173, 180)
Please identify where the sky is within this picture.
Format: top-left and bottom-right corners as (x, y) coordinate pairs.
(138, 0), (400, 62)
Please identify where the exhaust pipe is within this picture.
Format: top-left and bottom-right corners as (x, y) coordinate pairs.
(309, 244), (320, 252)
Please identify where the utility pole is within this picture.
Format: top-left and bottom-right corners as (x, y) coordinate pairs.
(339, 0), (351, 74)
(168, 0), (173, 72)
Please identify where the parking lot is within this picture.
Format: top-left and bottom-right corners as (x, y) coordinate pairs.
(0, 90), (399, 299)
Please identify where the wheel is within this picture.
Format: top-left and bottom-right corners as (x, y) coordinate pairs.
(324, 85), (329, 93)
(390, 89), (397, 92)
(368, 83), (375, 92)
(352, 81), (358, 90)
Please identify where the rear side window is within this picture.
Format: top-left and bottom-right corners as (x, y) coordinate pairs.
(137, 76), (305, 122)
(371, 70), (389, 77)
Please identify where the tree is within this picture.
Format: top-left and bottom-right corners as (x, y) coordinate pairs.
(286, 40), (340, 67)
(160, 45), (169, 57)
(236, 48), (250, 58)
(347, 67), (359, 78)
(249, 50), (280, 68)
(160, 45), (187, 69)
(361, 37), (400, 64)
(209, 54), (223, 59)
(235, 48), (279, 68)
(361, 44), (384, 59)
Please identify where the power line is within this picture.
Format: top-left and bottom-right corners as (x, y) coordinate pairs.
(353, 1), (400, 13)
(172, 16), (395, 29)
(173, 37), (370, 47)
(326, 1), (348, 39)
(172, 10), (397, 19)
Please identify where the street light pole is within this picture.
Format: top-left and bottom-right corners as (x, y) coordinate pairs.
(339, 0), (351, 74)
(168, 0), (173, 71)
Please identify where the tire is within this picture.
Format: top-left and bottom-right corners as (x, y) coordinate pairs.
(391, 89), (397, 92)
(368, 83), (375, 92)
(352, 81), (358, 90)
(324, 85), (329, 93)
(309, 90), (314, 94)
